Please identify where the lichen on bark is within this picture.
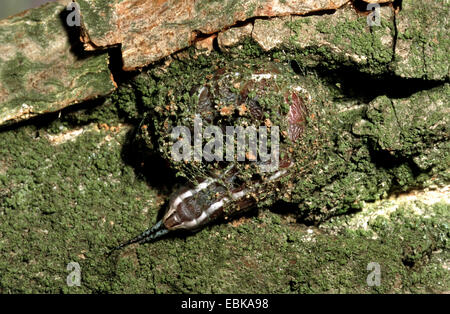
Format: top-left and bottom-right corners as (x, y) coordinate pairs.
(121, 41), (448, 223)
(0, 1), (116, 126)
(0, 0), (448, 294)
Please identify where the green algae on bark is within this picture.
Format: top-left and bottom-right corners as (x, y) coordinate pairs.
(0, 1), (116, 126)
(219, 4), (396, 75)
(0, 114), (447, 293)
(394, 0), (450, 80)
(0, 0), (448, 295)
(0, 50), (448, 294)
(221, 0), (449, 80)
(75, 0), (350, 70)
(122, 44), (449, 223)
(353, 84), (450, 161)
(1, 0), (446, 129)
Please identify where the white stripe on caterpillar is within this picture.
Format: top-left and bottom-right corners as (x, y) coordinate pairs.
(169, 178), (217, 213)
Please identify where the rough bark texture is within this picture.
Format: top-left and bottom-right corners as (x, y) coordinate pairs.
(76, 0), (351, 70)
(0, 0), (448, 294)
(2, 0), (446, 127)
(394, 0), (449, 79)
(219, 0), (449, 79)
(0, 1), (116, 126)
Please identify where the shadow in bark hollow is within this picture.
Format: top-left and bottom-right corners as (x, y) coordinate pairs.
(59, 7), (137, 86)
(271, 200), (362, 226)
(270, 200), (315, 225)
(301, 9), (337, 17)
(366, 138), (432, 195)
(393, 0), (403, 11)
(58, 8), (105, 60)
(119, 124), (181, 195)
(107, 45), (139, 85)
(0, 97), (107, 133)
(314, 65), (445, 103)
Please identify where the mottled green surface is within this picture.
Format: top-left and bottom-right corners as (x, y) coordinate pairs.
(230, 1), (449, 80)
(0, 1), (116, 126)
(0, 41), (448, 293)
(76, 0), (122, 47)
(130, 45), (449, 222)
(0, 106), (448, 293)
(394, 0), (450, 80)
(0, 0), (448, 294)
(284, 5), (395, 75)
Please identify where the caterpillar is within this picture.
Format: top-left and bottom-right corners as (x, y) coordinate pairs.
(114, 61), (310, 250)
